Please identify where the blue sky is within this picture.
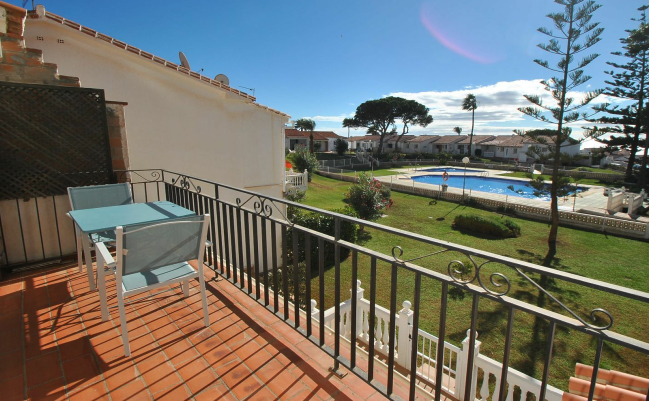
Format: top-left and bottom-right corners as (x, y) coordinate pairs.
(11, 0), (647, 144)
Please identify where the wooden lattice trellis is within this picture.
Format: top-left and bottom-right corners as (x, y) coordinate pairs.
(0, 82), (113, 200)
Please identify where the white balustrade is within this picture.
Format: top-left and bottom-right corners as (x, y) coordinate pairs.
(310, 281), (565, 401)
(285, 169), (308, 192)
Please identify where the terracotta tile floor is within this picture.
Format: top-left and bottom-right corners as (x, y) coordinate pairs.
(0, 260), (391, 401)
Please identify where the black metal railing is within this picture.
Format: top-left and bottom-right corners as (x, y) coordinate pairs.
(118, 169), (649, 401)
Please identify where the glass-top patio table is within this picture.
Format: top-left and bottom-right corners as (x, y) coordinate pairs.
(68, 201), (196, 319)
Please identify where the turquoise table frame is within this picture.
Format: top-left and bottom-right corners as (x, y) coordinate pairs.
(68, 201), (196, 317)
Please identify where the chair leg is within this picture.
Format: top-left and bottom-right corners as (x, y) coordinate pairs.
(96, 251), (110, 321)
(117, 288), (130, 356)
(182, 280), (190, 297)
(74, 227), (83, 273)
(198, 270), (209, 327)
(81, 235), (96, 290)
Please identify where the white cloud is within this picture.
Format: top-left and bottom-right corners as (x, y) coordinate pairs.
(314, 79), (629, 139)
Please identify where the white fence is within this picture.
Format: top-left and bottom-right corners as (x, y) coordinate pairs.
(312, 280), (564, 401)
(285, 169), (308, 192)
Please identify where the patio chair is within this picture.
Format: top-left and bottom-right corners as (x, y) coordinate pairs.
(95, 214), (211, 356)
(67, 183), (133, 287)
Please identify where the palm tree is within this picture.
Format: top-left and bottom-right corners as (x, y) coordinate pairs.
(462, 94), (478, 157)
(295, 118), (316, 153)
(453, 126), (462, 135)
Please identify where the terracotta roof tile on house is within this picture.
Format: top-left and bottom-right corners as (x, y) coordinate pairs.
(386, 135), (415, 142)
(406, 135), (440, 143)
(432, 135), (465, 144)
(28, 6), (289, 118)
(457, 135), (496, 144)
(348, 135), (381, 142)
(284, 129), (341, 140)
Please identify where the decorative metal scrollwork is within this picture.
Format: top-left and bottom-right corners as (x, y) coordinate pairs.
(118, 170), (161, 184)
(236, 195), (293, 224)
(171, 175), (201, 194)
(392, 245), (613, 331)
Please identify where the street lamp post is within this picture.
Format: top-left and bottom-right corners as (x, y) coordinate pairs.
(462, 157), (470, 201)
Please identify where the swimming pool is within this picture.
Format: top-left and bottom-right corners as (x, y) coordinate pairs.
(422, 167), (485, 173)
(411, 175), (581, 201)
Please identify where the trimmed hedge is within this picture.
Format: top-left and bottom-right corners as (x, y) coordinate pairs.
(453, 214), (521, 238)
(287, 207), (358, 266)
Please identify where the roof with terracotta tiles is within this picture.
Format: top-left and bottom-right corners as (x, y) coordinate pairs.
(348, 135), (381, 142)
(432, 135), (465, 144)
(405, 135), (440, 143)
(24, 5), (289, 118)
(285, 128), (342, 141)
(385, 135), (415, 143)
(456, 135), (496, 145)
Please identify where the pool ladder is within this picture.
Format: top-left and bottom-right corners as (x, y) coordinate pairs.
(481, 170), (490, 177)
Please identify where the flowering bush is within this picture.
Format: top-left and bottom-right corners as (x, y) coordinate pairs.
(345, 172), (392, 221)
(293, 145), (319, 182)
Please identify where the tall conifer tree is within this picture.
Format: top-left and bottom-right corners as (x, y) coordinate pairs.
(519, 0), (603, 255)
(586, 6), (649, 183)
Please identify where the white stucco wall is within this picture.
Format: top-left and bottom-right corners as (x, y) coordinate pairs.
(24, 17), (288, 201)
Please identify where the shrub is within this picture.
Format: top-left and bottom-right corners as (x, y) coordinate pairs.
(293, 145), (319, 181)
(345, 172), (392, 221)
(334, 138), (349, 156)
(287, 207), (358, 266)
(453, 214), (521, 238)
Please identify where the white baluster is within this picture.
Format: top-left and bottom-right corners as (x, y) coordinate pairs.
(479, 370), (490, 401)
(505, 385), (515, 401)
(362, 309), (370, 341)
(382, 317), (390, 353)
(375, 318), (384, 351)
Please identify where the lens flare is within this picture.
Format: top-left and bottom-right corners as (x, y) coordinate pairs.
(420, 2), (501, 64)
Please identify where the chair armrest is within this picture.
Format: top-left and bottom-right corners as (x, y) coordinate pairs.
(95, 242), (115, 267)
(205, 240), (213, 248)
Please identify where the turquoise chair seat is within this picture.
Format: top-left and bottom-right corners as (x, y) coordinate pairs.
(121, 262), (196, 292)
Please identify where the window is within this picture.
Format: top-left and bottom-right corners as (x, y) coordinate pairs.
(513, 148), (518, 154)
(388, 144), (393, 148)
(414, 144), (419, 149)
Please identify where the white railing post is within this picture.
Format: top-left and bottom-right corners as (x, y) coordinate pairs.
(396, 300), (413, 368)
(311, 299), (319, 321)
(303, 169), (308, 188)
(457, 330), (481, 401)
(352, 280), (365, 339)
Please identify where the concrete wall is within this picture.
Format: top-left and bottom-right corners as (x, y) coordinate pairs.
(24, 17), (289, 201)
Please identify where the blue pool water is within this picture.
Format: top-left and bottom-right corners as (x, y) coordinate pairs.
(411, 175), (581, 201)
(422, 167), (485, 173)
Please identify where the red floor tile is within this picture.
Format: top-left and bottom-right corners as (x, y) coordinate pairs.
(2, 262), (387, 401)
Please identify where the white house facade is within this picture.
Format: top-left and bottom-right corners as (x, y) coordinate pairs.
(23, 6), (289, 199)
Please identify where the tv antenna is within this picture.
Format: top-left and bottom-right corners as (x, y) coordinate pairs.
(214, 74), (230, 86)
(178, 51), (191, 69)
(238, 86), (255, 97)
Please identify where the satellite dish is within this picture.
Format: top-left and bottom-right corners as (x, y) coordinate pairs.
(178, 51), (191, 69)
(215, 74), (230, 86)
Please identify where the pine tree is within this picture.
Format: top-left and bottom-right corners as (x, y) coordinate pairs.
(519, 0), (603, 255)
(586, 5), (649, 183)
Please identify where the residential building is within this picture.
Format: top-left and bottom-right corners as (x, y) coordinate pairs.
(284, 128), (343, 152)
(456, 135), (496, 156)
(347, 135), (381, 152)
(430, 134), (465, 154)
(20, 5), (289, 201)
(401, 135), (440, 154)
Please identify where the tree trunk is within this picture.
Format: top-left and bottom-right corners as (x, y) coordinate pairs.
(309, 132), (314, 153)
(548, 151), (560, 254)
(638, 133), (649, 189)
(468, 109), (475, 156)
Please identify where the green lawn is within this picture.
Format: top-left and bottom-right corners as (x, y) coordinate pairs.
(302, 173), (649, 390)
